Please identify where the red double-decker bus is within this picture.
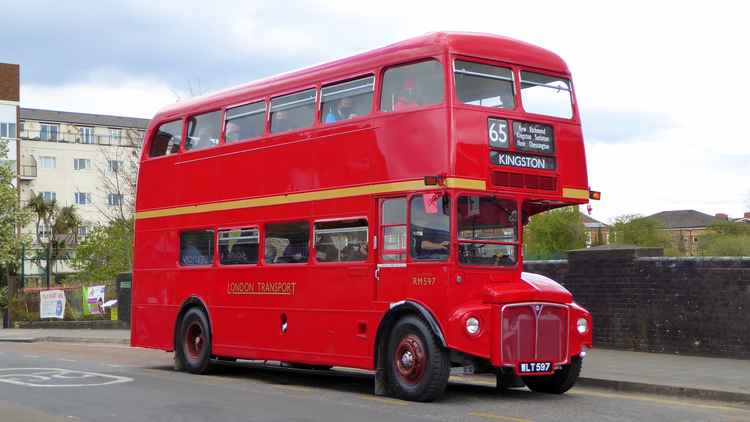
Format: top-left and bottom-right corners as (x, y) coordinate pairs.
(132, 32), (594, 402)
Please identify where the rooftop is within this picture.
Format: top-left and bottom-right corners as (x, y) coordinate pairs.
(581, 213), (608, 227)
(647, 209), (717, 229)
(20, 108), (149, 129)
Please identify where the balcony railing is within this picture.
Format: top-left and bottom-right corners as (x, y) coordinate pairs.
(20, 130), (143, 147)
(19, 163), (37, 179)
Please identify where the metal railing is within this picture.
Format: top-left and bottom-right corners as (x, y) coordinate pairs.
(19, 130), (143, 147)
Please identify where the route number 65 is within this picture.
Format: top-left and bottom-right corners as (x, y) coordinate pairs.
(488, 118), (509, 148)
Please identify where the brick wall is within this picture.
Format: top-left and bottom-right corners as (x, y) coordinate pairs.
(0, 63), (20, 102)
(524, 247), (750, 359)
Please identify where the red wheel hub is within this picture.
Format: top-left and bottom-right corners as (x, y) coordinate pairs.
(394, 334), (426, 384)
(184, 321), (205, 360)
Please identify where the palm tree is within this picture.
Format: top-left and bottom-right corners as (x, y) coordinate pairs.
(26, 194), (81, 288)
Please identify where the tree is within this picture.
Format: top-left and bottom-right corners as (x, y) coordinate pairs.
(71, 217), (133, 282)
(698, 221), (750, 256)
(0, 139), (31, 297)
(524, 206), (586, 260)
(609, 214), (673, 252)
(26, 194), (81, 288)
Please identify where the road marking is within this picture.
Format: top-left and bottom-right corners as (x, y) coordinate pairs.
(0, 368), (133, 387)
(59, 359), (77, 362)
(23, 355), (40, 358)
(571, 389), (750, 414)
(468, 412), (534, 422)
(105, 364), (123, 368)
(358, 395), (409, 406)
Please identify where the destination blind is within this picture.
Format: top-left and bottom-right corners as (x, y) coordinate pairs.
(490, 151), (556, 170)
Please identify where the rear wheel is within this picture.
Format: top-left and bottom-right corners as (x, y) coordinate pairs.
(176, 307), (212, 374)
(523, 355), (582, 394)
(385, 316), (449, 402)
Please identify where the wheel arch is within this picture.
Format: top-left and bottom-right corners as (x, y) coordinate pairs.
(173, 296), (213, 352)
(374, 300), (447, 368)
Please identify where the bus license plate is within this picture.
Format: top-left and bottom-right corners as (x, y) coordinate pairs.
(518, 362), (553, 375)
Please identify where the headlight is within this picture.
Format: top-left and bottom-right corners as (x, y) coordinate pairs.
(576, 318), (588, 334)
(466, 317), (480, 335)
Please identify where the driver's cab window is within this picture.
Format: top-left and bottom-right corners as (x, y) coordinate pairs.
(410, 193), (450, 261)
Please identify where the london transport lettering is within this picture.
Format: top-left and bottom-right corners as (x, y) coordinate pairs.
(513, 121), (554, 153)
(227, 281), (297, 296)
(490, 151), (556, 170)
(412, 276), (436, 286)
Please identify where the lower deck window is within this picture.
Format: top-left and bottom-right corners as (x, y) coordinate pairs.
(314, 219), (368, 262)
(219, 228), (259, 265)
(180, 230), (214, 266)
(265, 221), (309, 264)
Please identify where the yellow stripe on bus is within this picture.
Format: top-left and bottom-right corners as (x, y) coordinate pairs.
(135, 177), (487, 220)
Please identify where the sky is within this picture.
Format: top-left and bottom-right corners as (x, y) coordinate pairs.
(1, 0), (748, 222)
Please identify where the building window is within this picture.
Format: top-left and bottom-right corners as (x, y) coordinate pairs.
(0, 122), (16, 138)
(73, 158), (91, 170)
(39, 123), (60, 141)
(77, 126), (94, 144)
(265, 221), (309, 264)
(321, 75), (374, 124)
(74, 192), (92, 205)
(107, 193), (123, 206)
(380, 59), (445, 112)
(108, 160), (123, 173)
(39, 156), (56, 169)
(270, 89), (316, 134)
(41, 191), (56, 203)
(224, 101), (265, 143)
(38, 221), (51, 240)
(78, 226), (89, 240)
(180, 230), (214, 266)
(314, 219), (368, 262)
(149, 120), (182, 158)
(218, 228), (259, 265)
(185, 111), (221, 151)
(109, 128), (122, 144)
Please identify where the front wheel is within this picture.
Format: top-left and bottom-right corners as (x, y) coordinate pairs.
(523, 355), (582, 394)
(385, 316), (449, 402)
(176, 307), (212, 374)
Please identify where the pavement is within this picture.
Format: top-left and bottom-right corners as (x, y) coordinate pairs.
(1, 327), (748, 405)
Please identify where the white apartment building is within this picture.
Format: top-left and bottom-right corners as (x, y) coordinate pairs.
(17, 108), (148, 245)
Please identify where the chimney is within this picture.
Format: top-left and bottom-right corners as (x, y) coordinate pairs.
(715, 213), (729, 220)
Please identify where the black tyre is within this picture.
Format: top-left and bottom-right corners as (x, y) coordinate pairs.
(523, 355), (582, 394)
(385, 316), (449, 402)
(176, 307), (212, 374)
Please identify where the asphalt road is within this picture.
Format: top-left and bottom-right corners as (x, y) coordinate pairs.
(1, 342), (749, 422)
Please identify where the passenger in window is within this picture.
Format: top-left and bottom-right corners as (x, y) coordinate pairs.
(182, 238), (210, 265)
(342, 241), (367, 261)
(394, 79), (419, 111)
(273, 110), (291, 133)
(324, 97), (357, 123)
(225, 121), (241, 143)
(316, 234), (339, 262)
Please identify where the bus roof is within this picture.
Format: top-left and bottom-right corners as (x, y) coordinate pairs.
(153, 32), (570, 120)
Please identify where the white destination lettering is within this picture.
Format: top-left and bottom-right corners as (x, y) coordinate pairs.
(496, 154), (548, 169)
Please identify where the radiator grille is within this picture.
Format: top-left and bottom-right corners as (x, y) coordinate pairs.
(492, 171), (557, 191)
(501, 303), (568, 365)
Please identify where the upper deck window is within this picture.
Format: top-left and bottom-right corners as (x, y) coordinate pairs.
(454, 60), (514, 109)
(520, 71), (573, 119)
(270, 89), (316, 134)
(225, 101), (265, 143)
(185, 111), (221, 151)
(148, 120), (182, 158)
(380, 60), (444, 112)
(321, 75), (374, 124)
